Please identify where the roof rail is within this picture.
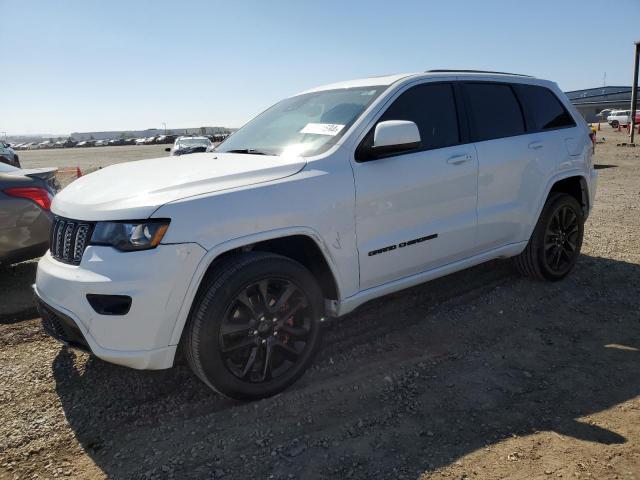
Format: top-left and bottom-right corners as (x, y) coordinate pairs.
(426, 69), (533, 78)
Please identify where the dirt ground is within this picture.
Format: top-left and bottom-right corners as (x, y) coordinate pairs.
(1, 128), (640, 480)
(18, 145), (170, 170)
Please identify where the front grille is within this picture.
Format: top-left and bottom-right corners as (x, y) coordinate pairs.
(50, 217), (94, 265)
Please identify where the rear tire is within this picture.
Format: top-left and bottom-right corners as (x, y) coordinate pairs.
(611, 120), (619, 128)
(184, 252), (324, 400)
(514, 193), (584, 281)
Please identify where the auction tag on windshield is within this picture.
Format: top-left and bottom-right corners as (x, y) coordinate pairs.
(300, 123), (345, 136)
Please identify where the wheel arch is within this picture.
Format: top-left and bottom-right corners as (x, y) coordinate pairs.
(168, 227), (342, 348)
(548, 175), (589, 217)
(524, 171), (589, 246)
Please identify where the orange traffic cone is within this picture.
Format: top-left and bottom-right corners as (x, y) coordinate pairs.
(76, 166), (82, 178)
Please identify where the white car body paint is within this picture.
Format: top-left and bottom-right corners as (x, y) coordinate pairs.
(35, 71), (597, 370)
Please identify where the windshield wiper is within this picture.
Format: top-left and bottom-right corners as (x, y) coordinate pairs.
(224, 148), (275, 156)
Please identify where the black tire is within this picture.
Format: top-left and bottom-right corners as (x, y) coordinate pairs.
(514, 193), (584, 281)
(611, 120), (619, 128)
(184, 252), (324, 400)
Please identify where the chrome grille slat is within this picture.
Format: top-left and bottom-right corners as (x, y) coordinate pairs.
(62, 222), (76, 260)
(74, 224), (90, 262)
(55, 219), (66, 258)
(50, 216), (94, 265)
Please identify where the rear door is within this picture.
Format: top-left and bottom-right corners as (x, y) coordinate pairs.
(352, 81), (478, 290)
(463, 81), (580, 252)
(461, 82), (533, 251)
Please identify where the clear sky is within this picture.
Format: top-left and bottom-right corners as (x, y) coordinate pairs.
(1, 0), (639, 135)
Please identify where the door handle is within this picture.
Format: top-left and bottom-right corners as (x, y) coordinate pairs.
(447, 154), (472, 165)
(528, 141), (544, 150)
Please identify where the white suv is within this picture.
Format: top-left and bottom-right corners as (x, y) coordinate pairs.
(35, 70), (597, 400)
(607, 109), (631, 128)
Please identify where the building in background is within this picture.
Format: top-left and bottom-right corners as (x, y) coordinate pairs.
(565, 86), (639, 123)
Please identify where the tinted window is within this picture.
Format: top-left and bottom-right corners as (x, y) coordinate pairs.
(517, 85), (576, 130)
(464, 83), (525, 141)
(378, 83), (460, 151)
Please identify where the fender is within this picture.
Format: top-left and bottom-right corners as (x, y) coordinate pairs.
(167, 226), (343, 347)
(523, 167), (590, 244)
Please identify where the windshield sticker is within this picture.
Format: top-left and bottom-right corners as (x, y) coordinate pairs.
(300, 123), (345, 136)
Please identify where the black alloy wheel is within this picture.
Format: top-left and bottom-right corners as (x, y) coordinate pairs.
(514, 193), (584, 281)
(184, 252), (324, 400)
(543, 204), (580, 275)
(219, 277), (312, 383)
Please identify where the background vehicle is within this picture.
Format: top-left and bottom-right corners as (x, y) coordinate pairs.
(0, 163), (58, 265)
(35, 71), (596, 401)
(607, 109), (634, 128)
(0, 142), (20, 167)
(165, 136), (212, 156)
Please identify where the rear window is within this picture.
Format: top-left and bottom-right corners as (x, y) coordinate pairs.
(517, 85), (576, 131)
(464, 83), (525, 141)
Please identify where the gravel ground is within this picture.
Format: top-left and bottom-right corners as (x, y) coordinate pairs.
(1, 129), (640, 480)
(18, 145), (170, 170)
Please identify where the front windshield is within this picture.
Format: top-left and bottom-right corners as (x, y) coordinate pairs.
(217, 86), (386, 157)
(177, 138), (211, 148)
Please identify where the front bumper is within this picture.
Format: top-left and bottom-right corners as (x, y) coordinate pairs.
(35, 242), (206, 370)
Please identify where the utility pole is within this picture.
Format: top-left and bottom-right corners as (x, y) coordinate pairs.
(630, 41), (640, 144)
(162, 122), (167, 134)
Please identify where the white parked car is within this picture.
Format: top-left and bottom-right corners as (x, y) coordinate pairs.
(606, 109), (631, 128)
(35, 70), (597, 400)
(166, 136), (213, 156)
(0, 141), (20, 167)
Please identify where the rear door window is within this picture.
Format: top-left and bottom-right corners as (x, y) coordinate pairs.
(516, 84), (576, 131)
(463, 83), (525, 141)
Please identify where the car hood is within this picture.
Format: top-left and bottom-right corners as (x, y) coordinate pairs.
(52, 152), (306, 221)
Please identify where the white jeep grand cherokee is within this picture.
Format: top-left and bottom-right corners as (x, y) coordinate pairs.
(35, 70), (597, 400)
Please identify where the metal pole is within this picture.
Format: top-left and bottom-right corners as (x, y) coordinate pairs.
(630, 41), (640, 144)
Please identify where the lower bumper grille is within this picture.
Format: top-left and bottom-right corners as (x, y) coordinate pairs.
(38, 301), (91, 353)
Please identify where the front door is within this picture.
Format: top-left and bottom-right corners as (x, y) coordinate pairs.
(352, 82), (478, 290)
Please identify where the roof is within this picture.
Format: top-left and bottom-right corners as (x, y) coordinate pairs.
(297, 73), (418, 95)
(297, 70), (538, 96)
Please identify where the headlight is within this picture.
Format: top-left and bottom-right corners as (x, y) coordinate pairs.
(91, 219), (170, 251)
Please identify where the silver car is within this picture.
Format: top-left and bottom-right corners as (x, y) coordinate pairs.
(165, 136), (212, 156)
(0, 142), (20, 168)
(0, 163), (59, 265)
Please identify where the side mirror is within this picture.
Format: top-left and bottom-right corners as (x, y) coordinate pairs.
(372, 120), (421, 155)
(165, 147), (171, 152)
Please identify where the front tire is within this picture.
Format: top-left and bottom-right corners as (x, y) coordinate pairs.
(184, 252), (324, 400)
(514, 193), (584, 281)
(611, 120), (619, 128)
